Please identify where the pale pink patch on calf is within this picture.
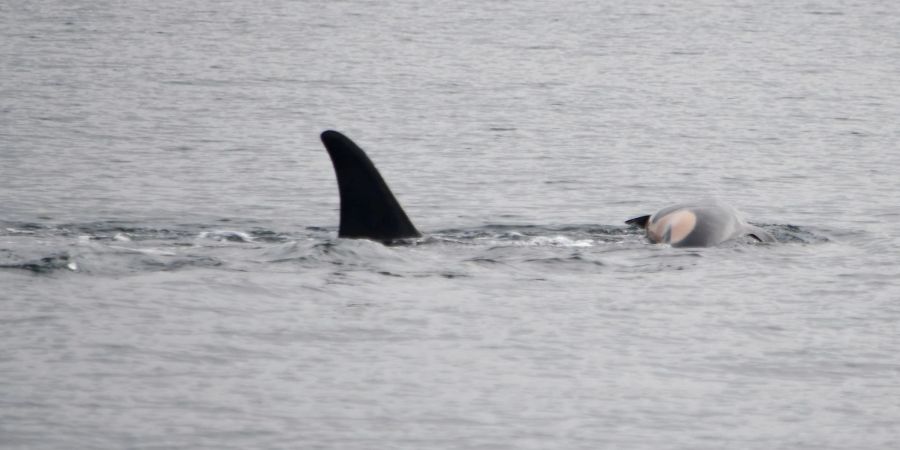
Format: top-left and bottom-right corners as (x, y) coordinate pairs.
(647, 210), (698, 244)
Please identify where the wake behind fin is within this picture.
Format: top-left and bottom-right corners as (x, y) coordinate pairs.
(320, 130), (421, 242)
(625, 215), (651, 228)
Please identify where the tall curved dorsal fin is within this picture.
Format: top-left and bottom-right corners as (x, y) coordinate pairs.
(320, 130), (421, 242)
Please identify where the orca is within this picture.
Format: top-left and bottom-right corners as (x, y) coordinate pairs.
(319, 130), (775, 248)
(320, 130), (421, 243)
(626, 201), (775, 247)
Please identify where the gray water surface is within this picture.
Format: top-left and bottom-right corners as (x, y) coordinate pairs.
(2, 1), (899, 449)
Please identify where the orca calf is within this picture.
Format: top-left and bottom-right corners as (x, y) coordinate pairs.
(320, 130), (420, 243)
(626, 202), (775, 247)
(320, 129), (774, 247)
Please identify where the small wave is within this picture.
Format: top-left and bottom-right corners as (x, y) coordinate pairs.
(4, 228), (37, 235)
(140, 255), (223, 271)
(198, 230), (255, 243)
(525, 254), (604, 266)
(754, 224), (830, 244)
(0, 253), (77, 274)
(430, 224), (627, 247)
(1, 221), (194, 241)
(526, 236), (594, 247)
(107, 245), (177, 257)
(1, 221), (303, 244)
(259, 238), (417, 273)
(247, 229), (294, 243)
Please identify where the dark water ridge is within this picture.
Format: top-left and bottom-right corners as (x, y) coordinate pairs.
(1, 220), (827, 275)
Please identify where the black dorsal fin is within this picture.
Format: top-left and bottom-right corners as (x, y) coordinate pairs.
(625, 215), (651, 228)
(320, 130), (421, 242)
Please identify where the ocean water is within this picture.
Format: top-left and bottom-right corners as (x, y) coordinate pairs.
(2, 0), (899, 448)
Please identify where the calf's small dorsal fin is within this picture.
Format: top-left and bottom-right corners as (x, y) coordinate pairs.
(745, 225), (776, 243)
(320, 130), (421, 242)
(625, 215), (651, 228)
